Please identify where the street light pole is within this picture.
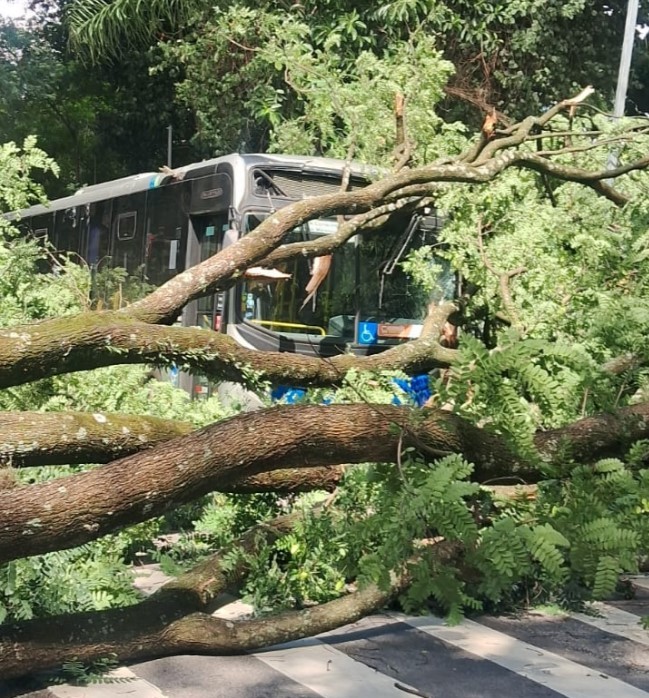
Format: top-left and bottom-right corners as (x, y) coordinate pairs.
(607, 0), (639, 172)
(613, 0), (639, 118)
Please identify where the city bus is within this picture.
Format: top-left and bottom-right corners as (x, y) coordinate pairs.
(12, 153), (453, 394)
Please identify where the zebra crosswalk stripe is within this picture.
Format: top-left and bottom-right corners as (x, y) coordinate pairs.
(571, 601), (649, 647)
(254, 637), (421, 698)
(391, 613), (649, 698)
(630, 576), (649, 593)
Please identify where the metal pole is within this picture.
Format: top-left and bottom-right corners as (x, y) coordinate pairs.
(167, 125), (173, 168)
(613, 0), (639, 118)
(608, 0), (639, 172)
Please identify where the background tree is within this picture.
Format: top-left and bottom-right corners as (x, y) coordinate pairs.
(66, 0), (649, 156)
(0, 2), (196, 195)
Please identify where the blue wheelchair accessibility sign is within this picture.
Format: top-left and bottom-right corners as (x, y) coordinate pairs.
(358, 321), (378, 344)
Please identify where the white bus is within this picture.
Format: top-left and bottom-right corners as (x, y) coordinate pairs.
(14, 153), (453, 394)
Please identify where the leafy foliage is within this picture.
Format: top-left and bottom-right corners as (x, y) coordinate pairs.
(56, 655), (122, 686)
(0, 136), (57, 218)
(0, 10), (193, 195)
(432, 126), (649, 427)
(242, 507), (348, 612)
(261, 30), (460, 164)
(235, 446), (649, 621)
(67, 0), (648, 144)
(0, 543), (139, 624)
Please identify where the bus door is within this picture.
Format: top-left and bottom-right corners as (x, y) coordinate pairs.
(182, 213), (229, 398)
(180, 170), (232, 397)
(183, 170), (233, 331)
(186, 214), (229, 332)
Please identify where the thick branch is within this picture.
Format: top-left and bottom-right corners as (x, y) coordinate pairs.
(0, 311), (457, 390)
(119, 123), (646, 325)
(261, 195), (431, 267)
(0, 403), (517, 562)
(513, 151), (649, 205)
(2, 400), (649, 563)
(0, 410), (344, 492)
(0, 509), (410, 681)
(0, 570), (406, 680)
(535, 402), (649, 464)
(461, 91), (575, 164)
(220, 466), (345, 493)
(0, 511), (300, 679)
(162, 575), (406, 655)
(0, 411), (193, 466)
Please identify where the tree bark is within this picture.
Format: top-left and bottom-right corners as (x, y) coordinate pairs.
(220, 465), (345, 493)
(0, 411), (193, 466)
(535, 402), (649, 463)
(0, 403), (508, 562)
(0, 309), (457, 390)
(1, 401), (648, 563)
(0, 575), (407, 680)
(0, 509), (409, 681)
(0, 510), (317, 679)
(0, 409), (345, 491)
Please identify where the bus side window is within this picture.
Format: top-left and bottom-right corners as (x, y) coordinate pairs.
(117, 212), (137, 240)
(55, 208), (81, 256)
(144, 183), (188, 286)
(111, 192), (146, 277)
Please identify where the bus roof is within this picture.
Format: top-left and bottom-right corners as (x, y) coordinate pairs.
(8, 153), (379, 220)
(7, 171), (160, 220)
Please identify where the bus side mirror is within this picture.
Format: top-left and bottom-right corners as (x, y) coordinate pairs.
(223, 228), (238, 249)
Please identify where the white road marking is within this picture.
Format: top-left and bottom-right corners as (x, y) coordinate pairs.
(572, 602), (649, 647)
(50, 667), (169, 698)
(630, 576), (649, 593)
(254, 636), (419, 698)
(391, 613), (649, 698)
(211, 597), (254, 620)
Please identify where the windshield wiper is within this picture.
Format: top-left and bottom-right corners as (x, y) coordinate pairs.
(378, 215), (419, 309)
(253, 169), (288, 198)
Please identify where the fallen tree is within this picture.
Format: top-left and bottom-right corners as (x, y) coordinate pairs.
(4, 401), (649, 563)
(0, 507), (413, 679)
(1, 92), (649, 681)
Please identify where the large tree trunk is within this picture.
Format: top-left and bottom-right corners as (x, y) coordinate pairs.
(0, 403), (507, 561)
(0, 579), (406, 680)
(0, 509), (412, 680)
(1, 401), (647, 563)
(0, 306), (457, 389)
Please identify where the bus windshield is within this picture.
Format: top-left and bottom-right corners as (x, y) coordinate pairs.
(241, 211), (453, 343)
(356, 218), (454, 342)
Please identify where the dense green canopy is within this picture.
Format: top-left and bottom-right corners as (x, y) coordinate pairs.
(2, 0), (647, 191)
